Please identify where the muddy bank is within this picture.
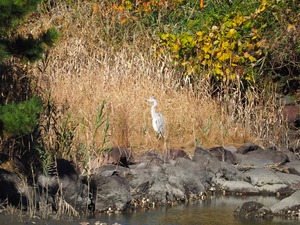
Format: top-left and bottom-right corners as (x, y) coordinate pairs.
(0, 143), (300, 220)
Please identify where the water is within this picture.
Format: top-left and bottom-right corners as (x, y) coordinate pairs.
(0, 196), (299, 225)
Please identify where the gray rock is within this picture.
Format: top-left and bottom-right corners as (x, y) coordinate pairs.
(165, 158), (207, 198)
(207, 146), (237, 164)
(284, 160), (300, 175)
(223, 146), (238, 154)
(245, 169), (283, 186)
(193, 147), (247, 184)
(257, 184), (289, 194)
(270, 190), (300, 214)
(93, 164), (131, 177)
(128, 154), (207, 205)
(128, 155), (171, 205)
(237, 143), (263, 154)
(275, 172), (300, 189)
(193, 146), (217, 162)
(235, 148), (289, 167)
(92, 173), (131, 212)
(242, 168), (299, 194)
(222, 181), (259, 194)
(277, 146), (299, 161)
(89, 147), (133, 170)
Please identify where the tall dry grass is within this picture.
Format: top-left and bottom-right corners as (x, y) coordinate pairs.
(27, 1), (287, 163)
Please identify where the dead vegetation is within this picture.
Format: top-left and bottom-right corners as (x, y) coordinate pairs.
(22, 1), (290, 164)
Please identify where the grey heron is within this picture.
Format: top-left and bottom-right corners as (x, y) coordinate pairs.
(146, 96), (166, 139)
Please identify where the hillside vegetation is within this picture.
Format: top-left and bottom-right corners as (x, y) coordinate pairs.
(1, 0), (299, 168)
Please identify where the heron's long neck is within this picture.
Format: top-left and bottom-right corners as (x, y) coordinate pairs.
(151, 102), (157, 116)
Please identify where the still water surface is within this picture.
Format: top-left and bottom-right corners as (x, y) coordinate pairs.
(1, 196), (299, 225)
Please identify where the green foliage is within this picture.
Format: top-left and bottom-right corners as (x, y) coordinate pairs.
(0, 97), (43, 135)
(95, 0), (298, 90)
(0, 43), (8, 62)
(8, 27), (59, 62)
(0, 0), (59, 163)
(0, 0), (59, 64)
(0, 0), (42, 33)
(159, 2), (268, 83)
(41, 27), (59, 47)
(259, 0), (300, 93)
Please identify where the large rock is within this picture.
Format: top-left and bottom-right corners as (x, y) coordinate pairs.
(234, 201), (273, 219)
(0, 168), (26, 207)
(89, 146), (133, 171)
(257, 184), (290, 194)
(91, 171), (131, 212)
(237, 143), (263, 154)
(37, 159), (89, 211)
(275, 172), (300, 189)
(128, 152), (207, 207)
(221, 181), (259, 194)
(165, 158), (208, 200)
(270, 190), (300, 216)
(0, 154), (35, 209)
(245, 169), (283, 186)
(207, 146), (237, 164)
(169, 149), (190, 160)
(282, 160), (300, 175)
(235, 146), (289, 167)
(193, 147), (248, 187)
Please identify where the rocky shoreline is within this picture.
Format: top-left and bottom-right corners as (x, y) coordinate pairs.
(1, 143), (300, 220)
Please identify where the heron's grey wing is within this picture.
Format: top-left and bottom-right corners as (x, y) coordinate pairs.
(155, 112), (165, 134)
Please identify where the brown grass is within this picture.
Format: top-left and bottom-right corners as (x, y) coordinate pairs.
(26, 1), (288, 163)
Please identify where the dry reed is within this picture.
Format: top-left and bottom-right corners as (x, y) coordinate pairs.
(25, 1), (288, 164)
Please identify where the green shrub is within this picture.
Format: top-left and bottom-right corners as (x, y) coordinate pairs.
(0, 97), (43, 135)
(158, 1), (268, 84)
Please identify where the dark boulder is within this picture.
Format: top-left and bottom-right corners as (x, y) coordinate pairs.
(169, 149), (190, 160)
(91, 171), (131, 212)
(207, 146), (237, 164)
(89, 146), (133, 170)
(234, 201), (273, 219)
(0, 154), (35, 209)
(37, 158), (89, 211)
(0, 168), (26, 208)
(237, 143), (263, 154)
(193, 146), (216, 162)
